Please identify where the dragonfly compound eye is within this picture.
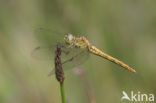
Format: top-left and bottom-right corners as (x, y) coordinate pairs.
(64, 33), (74, 43)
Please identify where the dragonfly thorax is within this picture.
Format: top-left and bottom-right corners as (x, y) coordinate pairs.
(64, 33), (91, 50)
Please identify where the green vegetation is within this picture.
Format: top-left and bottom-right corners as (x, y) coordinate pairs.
(0, 0), (156, 103)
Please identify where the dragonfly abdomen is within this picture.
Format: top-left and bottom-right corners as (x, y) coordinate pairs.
(89, 46), (136, 73)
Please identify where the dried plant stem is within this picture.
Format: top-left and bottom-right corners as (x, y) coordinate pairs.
(74, 68), (96, 103)
(55, 43), (66, 103)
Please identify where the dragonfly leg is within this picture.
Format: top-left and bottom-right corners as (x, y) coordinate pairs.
(62, 50), (70, 55)
(66, 43), (75, 49)
(62, 57), (74, 65)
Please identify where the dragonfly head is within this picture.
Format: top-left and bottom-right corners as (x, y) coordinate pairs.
(64, 33), (75, 44)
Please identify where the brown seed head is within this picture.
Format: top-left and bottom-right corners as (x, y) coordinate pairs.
(55, 43), (65, 83)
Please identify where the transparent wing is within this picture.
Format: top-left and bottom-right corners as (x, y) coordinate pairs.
(32, 27), (89, 61)
(31, 43), (71, 61)
(33, 28), (66, 45)
(31, 44), (56, 60)
(62, 48), (90, 68)
(33, 27), (88, 45)
(32, 27), (90, 75)
(48, 48), (90, 76)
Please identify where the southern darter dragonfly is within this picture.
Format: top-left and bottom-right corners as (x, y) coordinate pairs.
(32, 28), (136, 75)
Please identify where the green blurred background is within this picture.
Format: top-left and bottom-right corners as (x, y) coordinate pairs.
(0, 0), (156, 103)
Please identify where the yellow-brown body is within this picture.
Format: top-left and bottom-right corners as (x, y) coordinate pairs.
(64, 34), (136, 73)
(89, 46), (136, 73)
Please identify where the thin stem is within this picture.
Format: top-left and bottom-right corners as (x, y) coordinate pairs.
(55, 43), (66, 103)
(60, 82), (66, 103)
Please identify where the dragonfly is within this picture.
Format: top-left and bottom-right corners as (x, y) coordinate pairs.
(32, 28), (136, 75)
